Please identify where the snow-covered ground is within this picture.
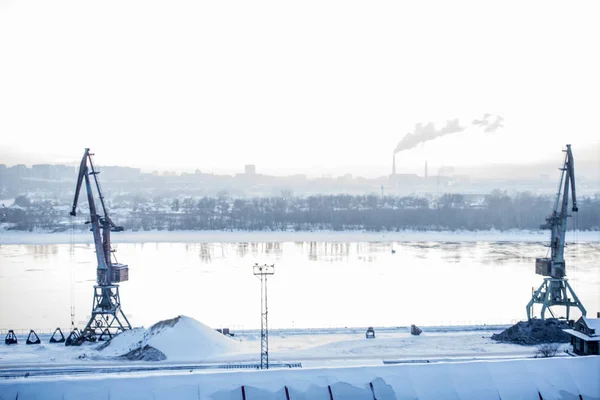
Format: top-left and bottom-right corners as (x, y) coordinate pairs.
(1, 357), (598, 399)
(2, 316), (597, 398)
(0, 316), (565, 369)
(1, 228), (599, 245)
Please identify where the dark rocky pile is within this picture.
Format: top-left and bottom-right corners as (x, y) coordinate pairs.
(118, 345), (166, 361)
(491, 318), (570, 345)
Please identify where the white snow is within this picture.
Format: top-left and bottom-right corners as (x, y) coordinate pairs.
(211, 329), (561, 364)
(96, 327), (147, 356)
(0, 356), (598, 399)
(3, 321), (597, 398)
(0, 325), (566, 367)
(99, 315), (241, 361)
(582, 316), (600, 333)
(1, 228), (599, 245)
(563, 328), (600, 341)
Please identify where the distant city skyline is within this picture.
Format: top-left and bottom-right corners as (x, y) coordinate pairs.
(1, 146), (599, 182)
(1, 121), (599, 180)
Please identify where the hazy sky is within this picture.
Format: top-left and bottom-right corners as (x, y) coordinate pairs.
(1, 1), (599, 177)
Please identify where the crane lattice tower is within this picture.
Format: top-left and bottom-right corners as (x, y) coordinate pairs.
(526, 144), (586, 320)
(70, 148), (132, 343)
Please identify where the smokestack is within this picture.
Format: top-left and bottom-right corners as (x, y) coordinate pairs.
(392, 153), (396, 175)
(425, 161), (428, 179)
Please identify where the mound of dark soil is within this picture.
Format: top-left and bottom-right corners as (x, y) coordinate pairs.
(491, 318), (570, 345)
(118, 345), (166, 361)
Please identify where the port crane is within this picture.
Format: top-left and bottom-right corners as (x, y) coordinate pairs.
(70, 148), (131, 342)
(526, 144), (586, 320)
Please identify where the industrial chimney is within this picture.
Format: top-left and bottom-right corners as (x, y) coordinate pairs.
(392, 154), (396, 175)
(425, 160), (428, 179)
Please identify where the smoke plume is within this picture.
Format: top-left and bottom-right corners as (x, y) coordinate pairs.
(472, 113), (504, 132)
(394, 114), (504, 154)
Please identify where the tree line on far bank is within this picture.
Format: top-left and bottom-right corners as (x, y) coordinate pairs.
(2, 190), (599, 232)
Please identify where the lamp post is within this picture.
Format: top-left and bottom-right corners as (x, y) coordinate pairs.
(253, 263), (275, 369)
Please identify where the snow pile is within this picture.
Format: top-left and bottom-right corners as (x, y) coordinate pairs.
(491, 319), (570, 345)
(99, 316), (241, 361)
(96, 328), (147, 356)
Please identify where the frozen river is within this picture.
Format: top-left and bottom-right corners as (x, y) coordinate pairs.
(1, 232), (599, 331)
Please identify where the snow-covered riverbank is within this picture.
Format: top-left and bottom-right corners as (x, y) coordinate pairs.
(1, 228), (598, 245)
(0, 316), (565, 368)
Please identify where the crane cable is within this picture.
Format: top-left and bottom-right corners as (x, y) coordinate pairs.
(69, 214), (75, 330)
(565, 198), (577, 286)
(575, 206), (579, 244)
(573, 205), (579, 284)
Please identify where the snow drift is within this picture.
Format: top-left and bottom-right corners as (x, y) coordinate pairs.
(1, 356), (598, 399)
(98, 315), (241, 361)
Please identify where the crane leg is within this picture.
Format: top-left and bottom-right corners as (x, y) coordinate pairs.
(565, 280), (587, 318)
(527, 280), (548, 320)
(540, 286), (553, 320)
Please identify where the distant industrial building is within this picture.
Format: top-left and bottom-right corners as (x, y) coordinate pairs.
(245, 164), (256, 175)
(98, 166), (141, 181)
(31, 164), (53, 179)
(12, 164), (29, 177)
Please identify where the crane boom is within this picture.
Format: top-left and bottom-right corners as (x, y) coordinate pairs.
(70, 150), (88, 217)
(538, 144), (578, 278)
(71, 149), (108, 275)
(71, 149), (123, 232)
(555, 145), (578, 270)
